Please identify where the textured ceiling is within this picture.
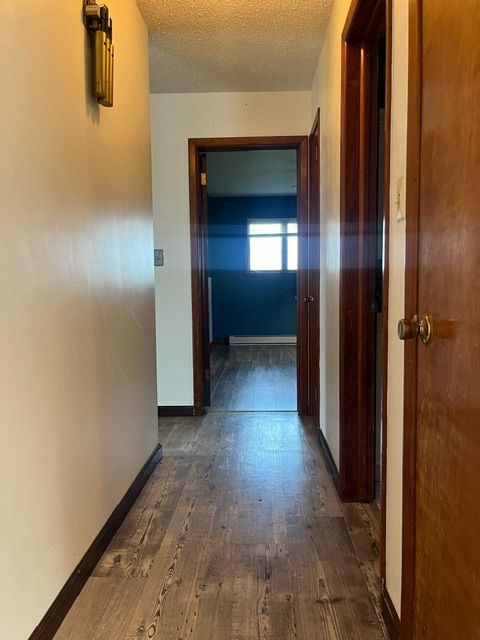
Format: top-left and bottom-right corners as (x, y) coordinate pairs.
(137, 0), (334, 93)
(206, 150), (297, 197)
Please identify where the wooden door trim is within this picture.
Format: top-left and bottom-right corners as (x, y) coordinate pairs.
(339, 0), (392, 502)
(400, 1), (422, 637)
(188, 136), (309, 416)
(339, 11), (364, 502)
(188, 140), (204, 415)
(379, 0), (392, 590)
(199, 153), (211, 407)
(308, 109), (321, 426)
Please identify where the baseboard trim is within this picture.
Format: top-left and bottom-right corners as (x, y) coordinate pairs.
(158, 405), (195, 417)
(381, 588), (401, 639)
(229, 335), (297, 345)
(318, 427), (340, 492)
(28, 444), (163, 640)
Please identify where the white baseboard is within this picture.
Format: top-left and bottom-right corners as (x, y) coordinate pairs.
(229, 335), (297, 346)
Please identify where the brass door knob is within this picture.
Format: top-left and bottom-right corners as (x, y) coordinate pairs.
(398, 316), (419, 340)
(398, 314), (433, 344)
(418, 314), (432, 345)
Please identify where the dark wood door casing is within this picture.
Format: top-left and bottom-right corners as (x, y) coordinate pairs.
(188, 136), (310, 417)
(339, 0), (391, 503)
(308, 110), (321, 427)
(189, 143), (205, 416)
(296, 136), (310, 417)
(199, 153), (211, 407)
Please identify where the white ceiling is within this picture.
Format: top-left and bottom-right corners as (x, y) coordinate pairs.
(137, 0), (334, 94)
(206, 150), (297, 197)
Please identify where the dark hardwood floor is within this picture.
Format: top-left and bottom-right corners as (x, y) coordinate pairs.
(210, 345), (297, 411)
(54, 413), (388, 639)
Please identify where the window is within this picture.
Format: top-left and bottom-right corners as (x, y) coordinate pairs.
(248, 219), (298, 272)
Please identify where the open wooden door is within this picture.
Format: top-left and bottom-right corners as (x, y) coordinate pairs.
(401, 2), (480, 637)
(308, 110), (321, 427)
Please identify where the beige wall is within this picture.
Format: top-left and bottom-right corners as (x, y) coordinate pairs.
(310, 0), (408, 616)
(310, 0), (351, 468)
(150, 91), (311, 405)
(385, 0), (408, 614)
(0, 2), (158, 638)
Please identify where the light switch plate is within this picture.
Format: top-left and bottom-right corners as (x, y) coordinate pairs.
(154, 249), (164, 267)
(395, 176), (406, 222)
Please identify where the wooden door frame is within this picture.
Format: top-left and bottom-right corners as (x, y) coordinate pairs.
(308, 110), (321, 428)
(339, 0), (392, 503)
(188, 136), (309, 416)
(400, 1), (421, 637)
(198, 152), (211, 408)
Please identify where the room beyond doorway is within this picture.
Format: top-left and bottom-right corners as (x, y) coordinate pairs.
(206, 148), (298, 413)
(188, 136), (314, 418)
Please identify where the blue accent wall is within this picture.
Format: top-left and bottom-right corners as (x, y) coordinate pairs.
(208, 196), (297, 342)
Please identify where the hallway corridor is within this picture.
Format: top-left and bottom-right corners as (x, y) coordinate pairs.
(54, 413), (387, 639)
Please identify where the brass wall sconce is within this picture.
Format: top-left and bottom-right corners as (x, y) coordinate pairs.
(84, 0), (114, 107)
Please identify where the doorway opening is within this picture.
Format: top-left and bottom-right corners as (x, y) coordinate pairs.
(339, 0), (392, 623)
(188, 136), (316, 418)
(206, 149), (298, 411)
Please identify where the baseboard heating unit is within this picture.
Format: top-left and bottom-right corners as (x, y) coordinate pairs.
(229, 335), (297, 346)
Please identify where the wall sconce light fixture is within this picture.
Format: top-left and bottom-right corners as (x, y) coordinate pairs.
(84, 0), (114, 107)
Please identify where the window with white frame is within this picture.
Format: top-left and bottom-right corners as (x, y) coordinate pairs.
(247, 219), (298, 272)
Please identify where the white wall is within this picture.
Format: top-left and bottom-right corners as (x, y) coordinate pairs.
(151, 91), (311, 405)
(310, 0), (350, 468)
(310, 0), (408, 616)
(0, 2), (158, 638)
(385, 0), (408, 614)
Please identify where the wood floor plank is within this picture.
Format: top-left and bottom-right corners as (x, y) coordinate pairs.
(54, 578), (146, 640)
(284, 511), (339, 640)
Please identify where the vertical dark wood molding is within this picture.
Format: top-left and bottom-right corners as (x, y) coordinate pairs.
(380, 0), (393, 588)
(199, 153), (211, 408)
(296, 136), (310, 416)
(381, 588), (401, 640)
(400, 1), (422, 637)
(28, 444), (163, 640)
(341, 0), (392, 604)
(340, 0), (389, 503)
(339, 33), (363, 502)
(188, 140), (205, 416)
(188, 136), (310, 416)
(308, 109), (321, 427)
